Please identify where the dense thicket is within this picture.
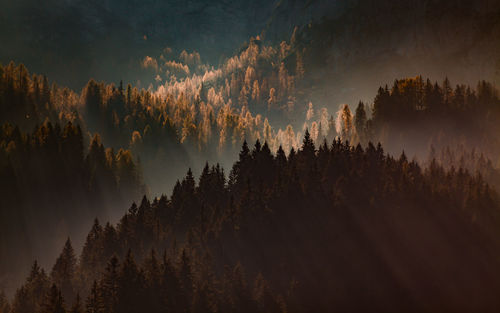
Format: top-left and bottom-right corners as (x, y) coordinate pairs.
(368, 78), (500, 156)
(345, 77), (500, 187)
(6, 134), (500, 312)
(3, 62), (500, 311)
(2, 2), (500, 310)
(0, 62), (304, 195)
(0, 62), (80, 130)
(4, 62), (500, 192)
(79, 72), (500, 193)
(0, 122), (144, 293)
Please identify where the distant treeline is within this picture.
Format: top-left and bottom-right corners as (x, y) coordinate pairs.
(333, 77), (500, 187)
(368, 77), (500, 154)
(3, 134), (500, 312)
(2, 61), (500, 184)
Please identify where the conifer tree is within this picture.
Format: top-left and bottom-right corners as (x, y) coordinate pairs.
(51, 238), (77, 303)
(85, 281), (101, 313)
(42, 284), (65, 313)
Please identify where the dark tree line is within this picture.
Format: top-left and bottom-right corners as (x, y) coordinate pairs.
(427, 144), (500, 189)
(0, 121), (145, 294)
(357, 77), (500, 158)
(4, 133), (500, 312)
(9, 238), (281, 313)
(4, 62), (500, 197)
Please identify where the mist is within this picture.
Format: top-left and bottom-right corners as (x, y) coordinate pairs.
(1, 0), (500, 311)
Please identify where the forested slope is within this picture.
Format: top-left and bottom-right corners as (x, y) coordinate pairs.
(6, 136), (500, 312)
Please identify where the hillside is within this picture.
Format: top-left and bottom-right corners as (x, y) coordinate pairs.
(7, 138), (500, 312)
(2, 2), (500, 310)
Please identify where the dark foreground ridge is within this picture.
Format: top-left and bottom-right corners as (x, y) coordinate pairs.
(5, 135), (500, 313)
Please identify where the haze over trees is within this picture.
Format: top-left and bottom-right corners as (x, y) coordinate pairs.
(0, 121), (144, 295)
(4, 137), (500, 312)
(3, 58), (500, 298)
(2, 1), (500, 311)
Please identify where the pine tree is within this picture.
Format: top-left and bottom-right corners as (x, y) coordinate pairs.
(116, 251), (142, 313)
(178, 249), (193, 304)
(80, 219), (103, 285)
(42, 284), (65, 313)
(354, 101), (367, 144)
(184, 168), (196, 194)
(85, 281), (101, 313)
(161, 254), (182, 312)
(143, 250), (162, 313)
(51, 238), (77, 303)
(12, 261), (50, 313)
(276, 145), (287, 168)
(101, 256), (119, 313)
(300, 129), (315, 165)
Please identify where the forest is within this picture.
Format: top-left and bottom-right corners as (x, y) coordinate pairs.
(3, 135), (500, 312)
(2, 56), (500, 309)
(2, 0), (500, 312)
(2, 59), (500, 311)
